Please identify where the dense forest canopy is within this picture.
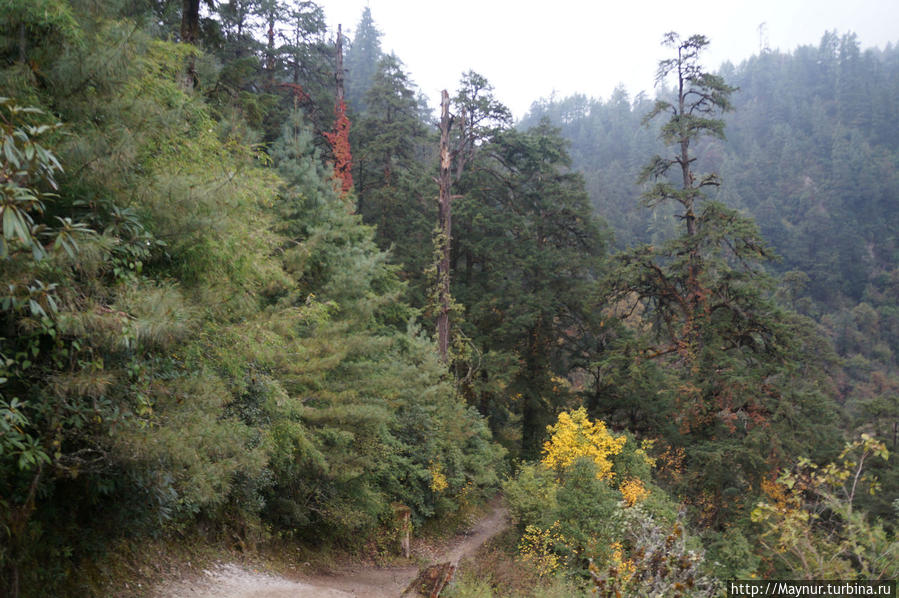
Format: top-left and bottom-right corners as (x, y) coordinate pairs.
(0, 2), (896, 596)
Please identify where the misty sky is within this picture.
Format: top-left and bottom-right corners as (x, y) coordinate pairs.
(315, 0), (898, 118)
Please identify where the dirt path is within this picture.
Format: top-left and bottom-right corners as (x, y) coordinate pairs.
(154, 498), (508, 598)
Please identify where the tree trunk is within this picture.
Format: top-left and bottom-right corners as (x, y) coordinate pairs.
(677, 49), (702, 321)
(180, 0), (200, 90)
(336, 25), (345, 104)
(437, 90), (452, 362)
(180, 0), (200, 44)
(677, 46), (695, 238)
(521, 320), (550, 459)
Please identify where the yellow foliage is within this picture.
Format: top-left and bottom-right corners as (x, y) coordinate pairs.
(429, 461), (448, 493)
(609, 541), (636, 584)
(541, 407), (626, 480)
(656, 444), (686, 483)
(750, 435), (892, 578)
(518, 523), (566, 578)
(550, 374), (571, 393)
(760, 476), (800, 512)
(637, 438), (657, 468)
(620, 478), (650, 507)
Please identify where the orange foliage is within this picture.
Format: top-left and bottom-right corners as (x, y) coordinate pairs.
(280, 82), (310, 104)
(654, 443), (685, 486)
(324, 99), (353, 198)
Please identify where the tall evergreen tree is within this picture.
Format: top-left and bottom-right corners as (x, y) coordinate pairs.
(597, 33), (840, 525)
(351, 54), (435, 304)
(344, 6), (383, 114)
(450, 71), (512, 173)
(454, 121), (606, 457)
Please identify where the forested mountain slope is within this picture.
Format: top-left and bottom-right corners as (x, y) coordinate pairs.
(1, 3), (895, 596)
(522, 32), (899, 521)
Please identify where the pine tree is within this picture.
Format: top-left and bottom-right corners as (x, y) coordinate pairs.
(256, 109), (502, 540)
(344, 6), (383, 114)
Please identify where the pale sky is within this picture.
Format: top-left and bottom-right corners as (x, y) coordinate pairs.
(315, 0), (898, 118)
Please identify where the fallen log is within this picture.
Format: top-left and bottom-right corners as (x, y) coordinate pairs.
(401, 562), (455, 597)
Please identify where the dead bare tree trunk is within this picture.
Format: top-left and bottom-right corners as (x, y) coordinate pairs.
(336, 25), (345, 103)
(436, 90), (453, 362)
(325, 25), (354, 200)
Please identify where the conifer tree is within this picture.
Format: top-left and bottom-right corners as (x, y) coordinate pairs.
(454, 120), (606, 457)
(351, 54), (434, 304)
(451, 71), (512, 172)
(432, 72), (511, 361)
(344, 6), (383, 114)
(599, 33), (840, 525)
(641, 34), (736, 238)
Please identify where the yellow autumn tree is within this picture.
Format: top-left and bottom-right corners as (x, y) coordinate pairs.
(541, 407), (626, 480)
(619, 478), (650, 507)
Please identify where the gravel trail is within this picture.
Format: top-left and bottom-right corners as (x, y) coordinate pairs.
(154, 499), (508, 598)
